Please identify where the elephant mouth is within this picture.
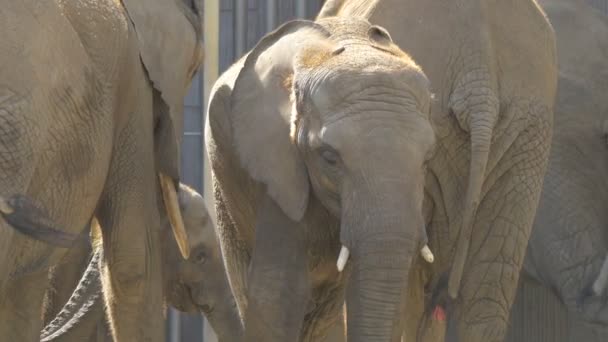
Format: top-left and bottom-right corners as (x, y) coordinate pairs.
(186, 286), (215, 315)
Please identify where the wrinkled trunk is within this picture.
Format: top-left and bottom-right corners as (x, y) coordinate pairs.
(342, 180), (423, 342)
(206, 298), (244, 342)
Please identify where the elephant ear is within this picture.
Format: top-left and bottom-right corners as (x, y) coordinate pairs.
(122, 0), (204, 178)
(227, 20), (333, 221)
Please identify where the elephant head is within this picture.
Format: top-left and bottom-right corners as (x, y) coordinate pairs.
(209, 17), (436, 340)
(163, 184), (243, 341)
(123, 0), (204, 259)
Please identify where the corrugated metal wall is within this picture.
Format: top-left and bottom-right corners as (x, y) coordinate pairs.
(588, 0), (608, 14)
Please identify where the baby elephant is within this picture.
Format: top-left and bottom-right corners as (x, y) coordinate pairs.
(40, 184), (242, 341)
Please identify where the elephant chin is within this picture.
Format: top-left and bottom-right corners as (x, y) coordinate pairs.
(159, 173), (190, 259)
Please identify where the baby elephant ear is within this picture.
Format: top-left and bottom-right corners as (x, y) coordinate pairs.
(229, 20), (333, 221)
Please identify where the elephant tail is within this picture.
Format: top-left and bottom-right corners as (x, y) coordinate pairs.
(40, 247), (104, 341)
(0, 194), (85, 248)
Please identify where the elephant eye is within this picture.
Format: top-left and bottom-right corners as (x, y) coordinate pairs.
(320, 147), (340, 166)
(192, 250), (207, 265)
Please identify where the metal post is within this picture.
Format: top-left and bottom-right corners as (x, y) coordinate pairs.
(295, 0), (307, 18)
(202, 0), (220, 340)
(266, 0), (277, 32)
(167, 309), (181, 342)
(234, 0), (248, 58)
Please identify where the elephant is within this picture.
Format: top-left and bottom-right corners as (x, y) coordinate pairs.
(0, 0), (203, 340)
(205, 0), (556, 340)
(502, 0), (608, 341)
(315, 1), (557, 341)
(38, 183), (242, 342)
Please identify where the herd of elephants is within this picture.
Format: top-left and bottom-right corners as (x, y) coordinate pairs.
(0, 0), (607, 341)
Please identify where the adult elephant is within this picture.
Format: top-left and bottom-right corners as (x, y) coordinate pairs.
(205, 1), (556, 341)
(39, 184), (242, 342)
(505, 1), (608, 341)
(0, 0), (203, 341)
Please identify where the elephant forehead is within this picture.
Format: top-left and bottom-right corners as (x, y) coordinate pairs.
(317, 16), (374, 38)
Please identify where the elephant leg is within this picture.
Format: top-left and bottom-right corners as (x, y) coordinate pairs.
(525, 164), (608, 325)
(244, 195), (311, 342)
(95, 121), (164, 341)
(449, 114), (551, 342)
(0, 271), (50, 341)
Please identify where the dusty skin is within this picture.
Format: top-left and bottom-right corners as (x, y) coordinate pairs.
(0, 0), (203, 341)
(317, 1), (557, 341)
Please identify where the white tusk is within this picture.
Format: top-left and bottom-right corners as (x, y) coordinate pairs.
(337, 246), (350, 272)
(159, 173), (190, 259)
(421, 245), (434, 263)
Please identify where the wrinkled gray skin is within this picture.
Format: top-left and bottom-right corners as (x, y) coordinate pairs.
(39, 184), (242, 342)
(504, 0), (608, 341)
(0, 0), (203, 341)
(206, 4), (556, 342)
(327, 1), (556, 341)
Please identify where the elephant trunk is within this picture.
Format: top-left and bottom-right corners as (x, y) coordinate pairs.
(448, 114), (494, 299)
(205, 297), (244, 342)
(341, 179), (425, 342)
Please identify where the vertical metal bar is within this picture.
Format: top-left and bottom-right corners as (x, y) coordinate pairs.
(234, 0), (248, 58)
(167, 309), (181, 342)
(203, 0), (219, 246)
(202, 0), (220, 341)
(266, 0), (277, 32)
(295, 0), (307, 18)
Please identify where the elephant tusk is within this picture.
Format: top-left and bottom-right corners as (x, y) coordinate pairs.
(421, 245), (434, 263)
(337, 245), (350, 272)
(0, 196), (14, 215)
(159, 173), (190, 259)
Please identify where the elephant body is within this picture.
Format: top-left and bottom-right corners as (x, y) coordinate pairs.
(206, 2), (556, 340)
(505, 0), (608, 340)
(39, 184), (242, 342)
(0, 0), (203, 340)
(317, 1), (558, 341)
